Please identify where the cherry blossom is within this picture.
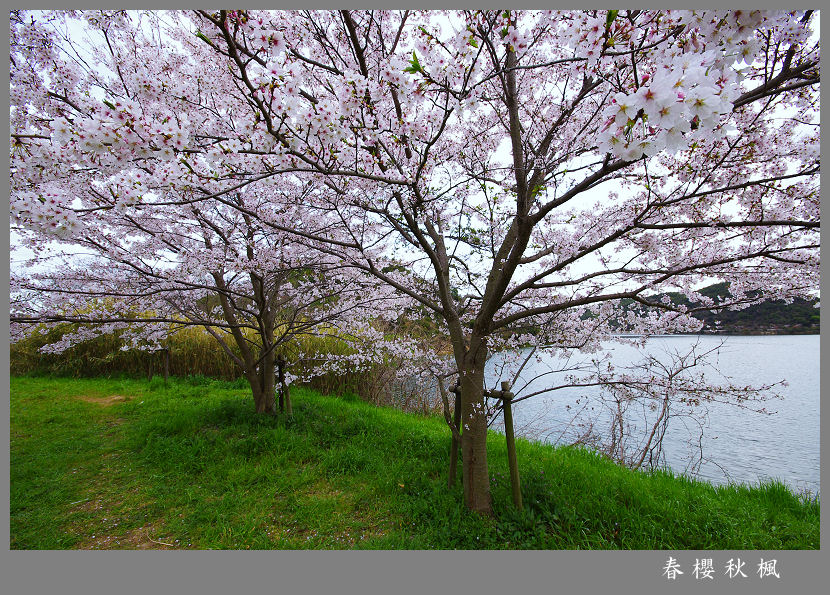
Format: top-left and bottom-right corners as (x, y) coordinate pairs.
(10, 9), (819, 514)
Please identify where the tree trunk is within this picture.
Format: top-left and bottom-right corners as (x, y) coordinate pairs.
(252, 383), (277, 414)
(257, 347), (278, 415)
(460, 341), (492, 515)
(246, 366), (276, 415)
(260, 366), (277, 414)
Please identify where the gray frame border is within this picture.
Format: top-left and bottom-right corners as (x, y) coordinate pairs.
(4, 2), (824, 594)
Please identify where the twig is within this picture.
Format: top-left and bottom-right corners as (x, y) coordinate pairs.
(146, 531), (176, 547)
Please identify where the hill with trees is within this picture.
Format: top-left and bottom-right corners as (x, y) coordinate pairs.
(623, 282), (819, 334)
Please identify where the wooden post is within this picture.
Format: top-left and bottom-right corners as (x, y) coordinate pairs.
(500, 380), (522, 510)
(277, 355), (292, 418)
(276, 356), (285, 414)
(147, 354), (154, 382)
(448, 383), (462, 488)
(283, 376), (293, 418)
(163, 348), (170, 385)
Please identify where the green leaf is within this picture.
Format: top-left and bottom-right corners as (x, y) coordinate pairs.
(606, 10), (619, 27)
(179, 158), (195, 174)
(194, 31), (218, 50)
(403, 51), (422, 74)
(102, 99), (117, 111)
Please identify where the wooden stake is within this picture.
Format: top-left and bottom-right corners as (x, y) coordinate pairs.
(277, 355), (292, 418)
(498, 380), (522, 510)
(448, 383), (462, 488)
(276, 356), (285, 414)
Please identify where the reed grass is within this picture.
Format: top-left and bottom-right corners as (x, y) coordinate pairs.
(10, 321), (439, 412)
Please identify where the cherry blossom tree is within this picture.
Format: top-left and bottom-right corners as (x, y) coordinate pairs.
(11, 182), (407, 414)
(10, 10), (819, 514)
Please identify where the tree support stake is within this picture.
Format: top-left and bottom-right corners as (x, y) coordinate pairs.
(491, 381), (522, 510)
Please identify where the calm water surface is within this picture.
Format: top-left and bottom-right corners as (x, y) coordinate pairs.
(485, 335), (820, 496)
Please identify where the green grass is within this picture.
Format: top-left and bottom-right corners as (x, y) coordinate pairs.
(10, 375), (820, 549)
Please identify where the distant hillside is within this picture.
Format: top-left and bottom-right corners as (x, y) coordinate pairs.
(623, 282), (820, 334)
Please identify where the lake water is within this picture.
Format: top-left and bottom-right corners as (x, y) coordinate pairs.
(485, 335), (820, 497)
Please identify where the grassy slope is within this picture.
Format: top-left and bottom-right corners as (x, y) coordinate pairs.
(10, 375), (819, 550)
